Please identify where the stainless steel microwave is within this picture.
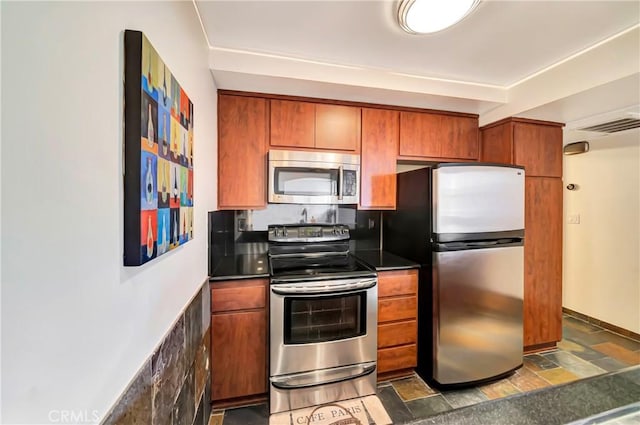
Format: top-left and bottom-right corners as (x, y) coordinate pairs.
(268, 150), (360, 204)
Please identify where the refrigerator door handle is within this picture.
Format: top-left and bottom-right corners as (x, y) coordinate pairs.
(466, 241), (499, 247)
(436, 238), (524, 252)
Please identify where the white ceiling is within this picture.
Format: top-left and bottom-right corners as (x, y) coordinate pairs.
(195, 0), (640, 132)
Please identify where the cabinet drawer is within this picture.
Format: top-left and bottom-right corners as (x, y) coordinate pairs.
(378, 269), (418, 298)
(211, 281), (266, 312)
(377, 344), (417, 374)
(378, 296), (417, 323)
(378, 320), (417, 348)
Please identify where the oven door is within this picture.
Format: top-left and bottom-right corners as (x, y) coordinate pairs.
(270, 277), (378, 377)
(268, 160), (359, 205)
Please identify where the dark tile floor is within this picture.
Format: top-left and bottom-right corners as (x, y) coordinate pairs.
(209, 314), (640, 425)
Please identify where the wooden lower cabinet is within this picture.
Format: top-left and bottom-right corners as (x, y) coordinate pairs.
(211, 279), (268, 404)
(377, 269), (418, 378)
(211, 311), (266, 401)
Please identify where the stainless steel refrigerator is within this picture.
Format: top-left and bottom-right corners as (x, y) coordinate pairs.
(383, 164), (524, 387)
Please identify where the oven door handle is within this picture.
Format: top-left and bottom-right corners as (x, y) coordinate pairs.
(270, 362), (376, 390)
(271, 277), (377, 295)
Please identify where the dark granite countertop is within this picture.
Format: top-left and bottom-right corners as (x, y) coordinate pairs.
(352, 250), (419, 271)
(209, 253), (270, 282)
(410, 366), (640, 425)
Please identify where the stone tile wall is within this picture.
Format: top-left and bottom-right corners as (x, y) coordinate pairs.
(102, 282), (211, 425)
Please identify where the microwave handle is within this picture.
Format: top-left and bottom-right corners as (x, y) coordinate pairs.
(338, 165), (344, 200)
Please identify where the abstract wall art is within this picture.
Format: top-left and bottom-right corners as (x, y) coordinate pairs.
(124, 30), (193, 266)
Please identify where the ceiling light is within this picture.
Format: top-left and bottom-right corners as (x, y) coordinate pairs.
(398, 0), (480, 34)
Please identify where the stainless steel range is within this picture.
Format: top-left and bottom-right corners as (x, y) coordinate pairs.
(268, 224), (378, 414)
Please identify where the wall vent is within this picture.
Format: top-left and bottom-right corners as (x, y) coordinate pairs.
(578, 117), (640, 133)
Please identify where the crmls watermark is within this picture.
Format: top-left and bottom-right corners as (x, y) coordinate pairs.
(48, 410), (100, 424)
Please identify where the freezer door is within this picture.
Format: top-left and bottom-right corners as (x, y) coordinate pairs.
(433, 165), (524, 234)
(433, 245), (523, 385)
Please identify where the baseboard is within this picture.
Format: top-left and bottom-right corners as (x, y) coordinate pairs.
(377, 368), (415, 383)
(524, 342), (557, 354)
(563, 307), (640, 341)
(212, 393), (268, 409)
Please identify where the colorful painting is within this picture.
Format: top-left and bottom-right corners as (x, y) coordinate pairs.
(124, 30), (194, 266)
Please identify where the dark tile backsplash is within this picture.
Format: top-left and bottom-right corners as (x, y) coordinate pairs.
(102, 282), (211, 425)
(352, 210), (382, 251)
(209, 210), (235, 258)
(209, 205), (382, 272)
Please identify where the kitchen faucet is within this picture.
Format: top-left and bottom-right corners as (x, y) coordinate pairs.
(300, 208), (307, 223)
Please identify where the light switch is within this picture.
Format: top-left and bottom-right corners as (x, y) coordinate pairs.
(568, 214), (580, 224)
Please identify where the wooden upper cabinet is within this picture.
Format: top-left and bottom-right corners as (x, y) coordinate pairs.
(480, 120), (513, 164)
(523, 177), (563, 347)
(440, 115), (479, 159)
(217, 94), (267, 209)
(270, 99), (315, 148)
(399, 112), (440, 157)
(513, 122), (563, 177)
(315, 104), (361, 151)
(360, 108), (399, 210)
(269, 99), (360, 152)
(399, 111), (478, 160)
(480, 118), (563, 176)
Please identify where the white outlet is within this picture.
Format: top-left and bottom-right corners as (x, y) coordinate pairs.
(568, 214), (580, 224)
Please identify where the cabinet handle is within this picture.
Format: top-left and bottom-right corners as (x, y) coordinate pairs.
(338, 165), (344, 200)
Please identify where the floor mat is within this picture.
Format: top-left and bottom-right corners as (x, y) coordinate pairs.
(269, 395), (392, 425)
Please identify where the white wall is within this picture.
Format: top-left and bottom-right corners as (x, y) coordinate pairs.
(1, 2), (217, 422)
(563, 131), (640, 334)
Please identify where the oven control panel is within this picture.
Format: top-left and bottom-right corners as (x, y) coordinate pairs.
(268, 224), (350, 242)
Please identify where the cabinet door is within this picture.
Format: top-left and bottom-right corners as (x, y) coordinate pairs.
(360, 108), (398, 209)
(270, 99), (315, 148)
(400, 112), (478, 160)
(514, 123), (562, 177)
(399, 111), (441, 158)
(218, 95), (267, 209)
(211, 310), (267, 400)
(524, 177), (563, 347)
(480, 121), (513, 164)
(315, 104), (360, 152)
(439, 115), (479, 159)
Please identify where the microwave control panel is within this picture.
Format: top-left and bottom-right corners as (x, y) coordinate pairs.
(343, 170), (357, 196)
